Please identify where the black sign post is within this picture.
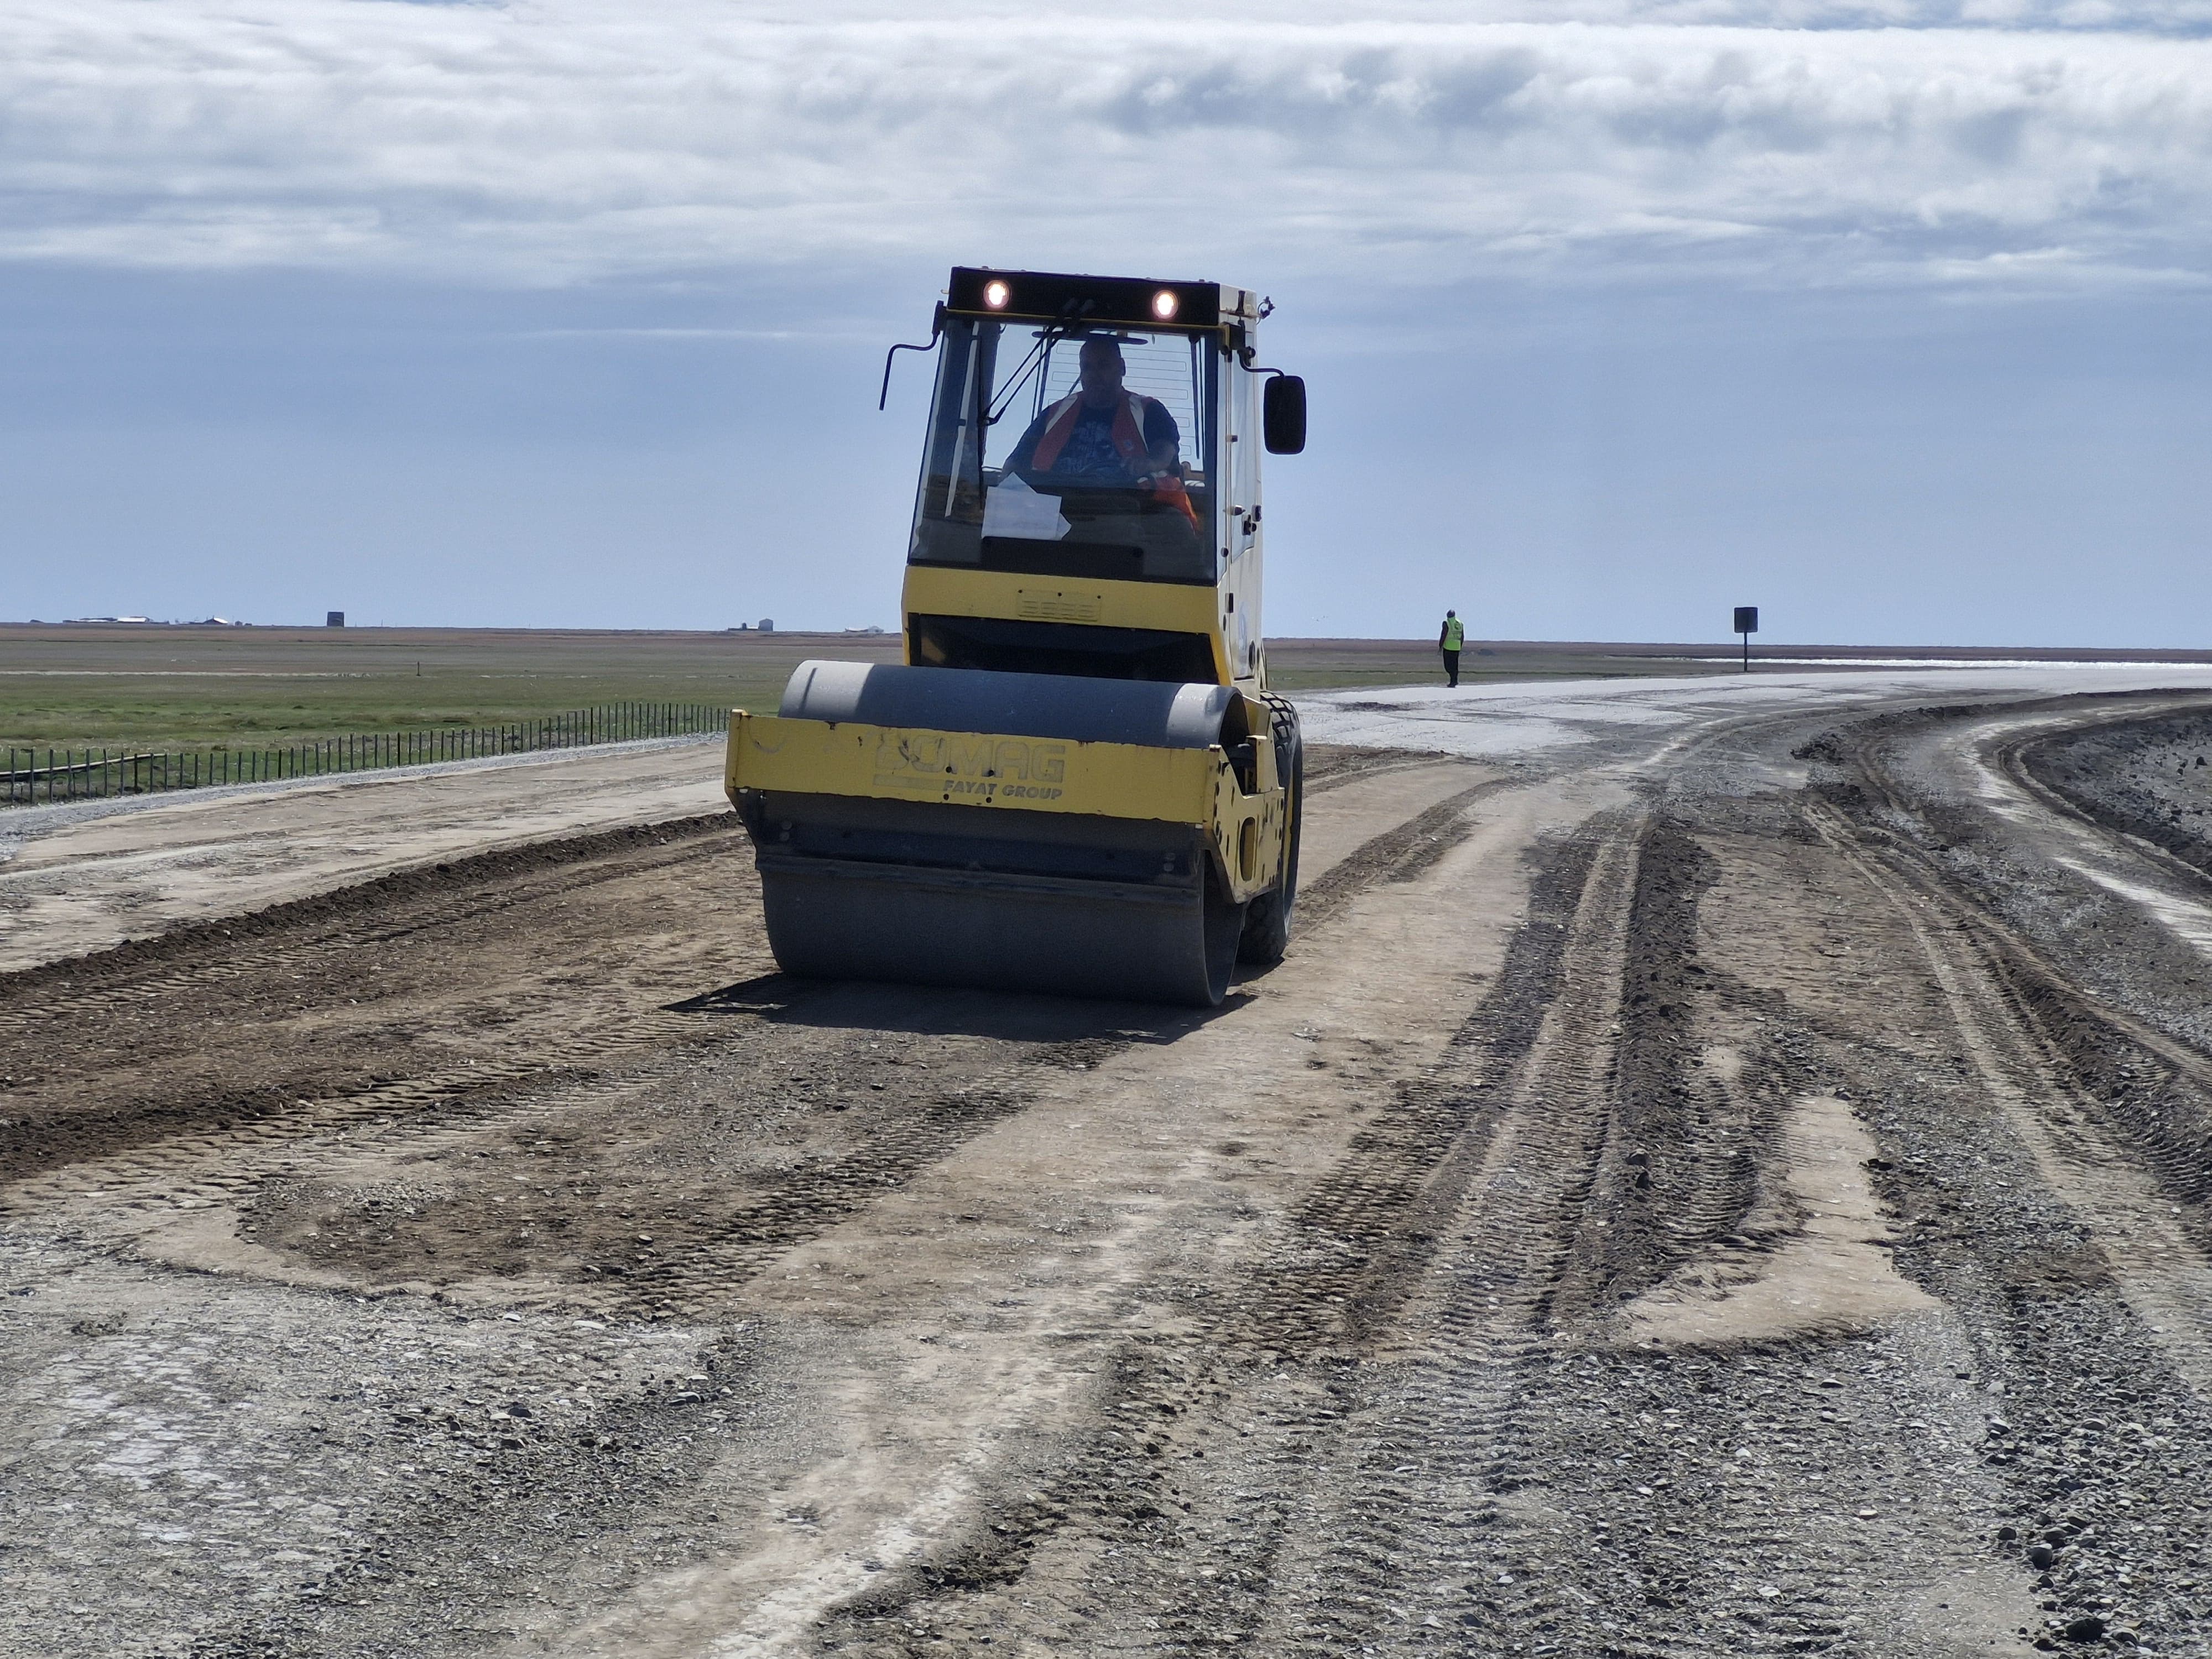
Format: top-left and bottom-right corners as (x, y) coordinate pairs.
(1733, 607), (1759, 674)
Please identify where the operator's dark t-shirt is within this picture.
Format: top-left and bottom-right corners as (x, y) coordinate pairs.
(1022, 399), (1181, 480)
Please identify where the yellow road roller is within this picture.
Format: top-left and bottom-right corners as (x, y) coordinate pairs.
(724, 267), (1306, 1006)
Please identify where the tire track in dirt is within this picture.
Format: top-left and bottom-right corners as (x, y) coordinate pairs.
(1240, 810), (1644, 1658)
(1259, 809), (1859, 1659)
(0, 813), (739, 1032)
(1830, 709), (2212, 1242)
(811, 810), (1642, 1656)
(0, 815), (752, 1190)
(2008, 701), (2212, 886)
(1301, 744), (1460, 797)
(1803, 799), (2212, 1400)
(808, 699), (2027, 1658)
(1242, 816), (1956, 1659)
(1484, 808), (2031, 1659)
(0, 1009), (726, 1223)
(3, 775), (1523, 1329)
(1546, 817), (1799, 1326)
(1293, 778), (1511, 932)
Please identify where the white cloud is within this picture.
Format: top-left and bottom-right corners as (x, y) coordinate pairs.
(2, 0), (2209, 293)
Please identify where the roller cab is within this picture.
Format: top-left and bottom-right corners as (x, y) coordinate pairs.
(727, 268), (1308, 1006)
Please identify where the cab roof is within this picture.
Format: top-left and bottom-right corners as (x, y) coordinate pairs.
(945, 267), (1257, 335)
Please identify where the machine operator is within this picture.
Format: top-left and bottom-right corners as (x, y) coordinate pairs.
(1008, 335), (1185, 495)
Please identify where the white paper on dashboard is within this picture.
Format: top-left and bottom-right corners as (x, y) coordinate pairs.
(982, 476), (1070, 542)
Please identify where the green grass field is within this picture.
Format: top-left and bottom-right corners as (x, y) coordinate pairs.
(0, 626), (1730, 749)
(13, 624), (2181, 752)
(0, 627), (904, 750)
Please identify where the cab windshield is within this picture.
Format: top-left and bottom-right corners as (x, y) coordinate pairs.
(910, 317), (1219, 585)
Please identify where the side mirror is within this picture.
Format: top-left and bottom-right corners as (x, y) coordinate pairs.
(1262, 374), (1307, 455)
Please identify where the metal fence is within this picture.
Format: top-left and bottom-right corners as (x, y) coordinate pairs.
(4, 701), (729, 807)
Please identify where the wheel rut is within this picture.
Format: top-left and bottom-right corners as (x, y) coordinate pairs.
(1243, 810), (1642, 1658)
(810, 809), (1644, 1657)
(1803, 800), (2212, 1400)
(1295, 777), (1510, 931)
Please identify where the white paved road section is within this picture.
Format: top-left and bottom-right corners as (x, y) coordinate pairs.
(1296, 665), (2212, 761)
(6, 666), (2211, 976)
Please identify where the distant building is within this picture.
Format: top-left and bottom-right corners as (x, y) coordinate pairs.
(758, 619), (775, 633)
(327, 611), (346, 628)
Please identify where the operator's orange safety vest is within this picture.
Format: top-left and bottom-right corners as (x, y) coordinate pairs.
(1031, 391), (1199, 529)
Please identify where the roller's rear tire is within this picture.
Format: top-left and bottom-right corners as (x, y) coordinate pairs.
(1238, 703), (1304, 966)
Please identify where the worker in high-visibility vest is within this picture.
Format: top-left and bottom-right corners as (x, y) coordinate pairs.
(1438, 609), (1465, 687)
(1008, 335), (1197, 530)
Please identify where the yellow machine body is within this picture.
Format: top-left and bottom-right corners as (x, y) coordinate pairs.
(726, 266), (1304, 1006)
(727, 700), (1286, 902)
(900, 564), (1248, 686)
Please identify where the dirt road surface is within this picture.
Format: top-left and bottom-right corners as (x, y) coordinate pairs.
(6, 667), (2212, 1658)
(0, 737), (726, 974)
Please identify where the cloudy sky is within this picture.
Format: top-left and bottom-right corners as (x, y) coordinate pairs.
(5, 0), (2209, 643)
